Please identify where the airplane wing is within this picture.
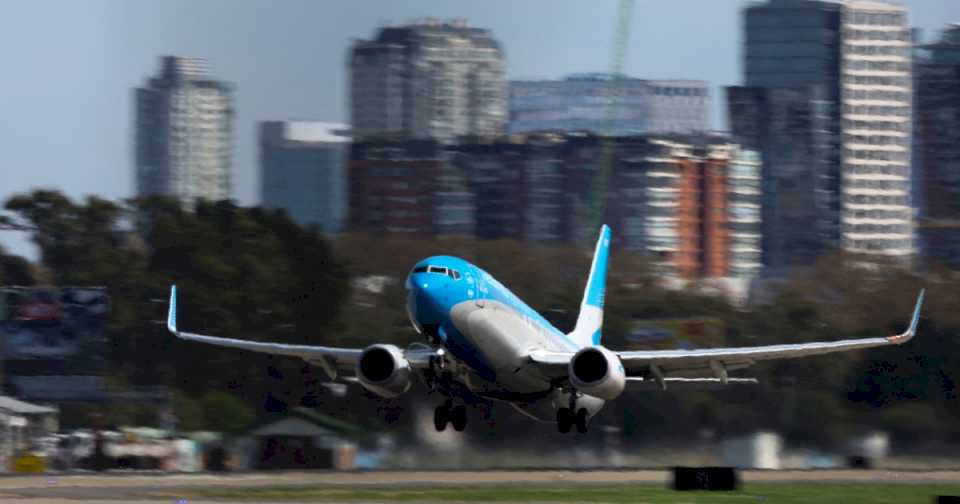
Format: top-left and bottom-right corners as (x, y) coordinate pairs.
(531, 290), (924, 384)
(165, 285), (436, 379)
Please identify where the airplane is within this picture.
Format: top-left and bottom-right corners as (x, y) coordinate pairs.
(166, 225), (925, 434)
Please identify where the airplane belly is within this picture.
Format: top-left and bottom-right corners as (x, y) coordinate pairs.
(510, 390), (606, 423)
(450, 301), (550, 393)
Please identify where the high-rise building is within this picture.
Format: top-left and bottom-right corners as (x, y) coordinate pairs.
(349, 19), (508, 142)
(734, 0), (913, 267)
(510, 75), (711, 135)
(915, 24), (960, 267)
(259, 122), (350, 234)
(727, 86), (834, 271)
(135, 56), (233, 207)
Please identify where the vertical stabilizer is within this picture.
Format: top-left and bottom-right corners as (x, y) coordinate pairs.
(569, 225), (611, 347)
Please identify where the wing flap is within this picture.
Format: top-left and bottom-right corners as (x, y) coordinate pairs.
(626, 377), (759, 390)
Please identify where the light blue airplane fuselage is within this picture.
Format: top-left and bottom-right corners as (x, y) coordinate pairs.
(405, 255), (604, 421)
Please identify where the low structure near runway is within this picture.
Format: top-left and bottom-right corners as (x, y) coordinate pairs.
(0, 396), (58, 472)
(229, 407), (363, 470)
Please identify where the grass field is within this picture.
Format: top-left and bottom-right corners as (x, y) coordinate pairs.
(169, 483), (960, 503)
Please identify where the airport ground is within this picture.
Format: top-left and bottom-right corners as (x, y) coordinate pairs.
(1, 469), (960, 503)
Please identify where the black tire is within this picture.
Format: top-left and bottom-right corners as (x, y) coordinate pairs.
(575, 408), (589, 433)
(434, 405), (449, 432)
(556, 408), (572, 434)
(451, 405), (467, 431)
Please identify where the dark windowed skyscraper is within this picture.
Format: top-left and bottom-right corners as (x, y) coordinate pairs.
(915, 25), (960, 267)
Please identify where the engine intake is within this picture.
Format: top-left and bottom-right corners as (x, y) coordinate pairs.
(356, 344), (412, 398)
(569, 346), (626, 400)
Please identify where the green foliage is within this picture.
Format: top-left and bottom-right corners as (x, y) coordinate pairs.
(4, 191), (349, 430)
(0, 246), (36, 285)
(198, 391), (256, 434)
(172, 393), (206, 432)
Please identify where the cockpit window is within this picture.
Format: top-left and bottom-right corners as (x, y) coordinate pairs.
(416, 265), (461, 279)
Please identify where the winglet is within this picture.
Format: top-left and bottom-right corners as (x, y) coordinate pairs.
(167, 285), (178, 335)
(888, 289), (924, 344)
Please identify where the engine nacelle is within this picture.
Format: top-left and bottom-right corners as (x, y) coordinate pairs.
(356, 344), (413, 398)
(569, 346), (626, 400)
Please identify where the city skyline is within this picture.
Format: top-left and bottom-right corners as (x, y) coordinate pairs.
(1, 0), (956, 257)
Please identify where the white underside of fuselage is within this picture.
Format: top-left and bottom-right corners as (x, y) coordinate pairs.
(448, 300), (605, 422)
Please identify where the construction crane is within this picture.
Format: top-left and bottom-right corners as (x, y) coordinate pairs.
(589, 0), (634, 240)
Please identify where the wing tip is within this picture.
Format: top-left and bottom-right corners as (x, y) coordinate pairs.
(166, 284), (178, 335)
(888, 288), (924, 344)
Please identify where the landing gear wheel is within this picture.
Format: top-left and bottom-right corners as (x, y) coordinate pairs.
(556, 408), (572, 434)
(434, 405), (449, 432)
(575, 408), (589, 433)
(451, 405), (467, 431)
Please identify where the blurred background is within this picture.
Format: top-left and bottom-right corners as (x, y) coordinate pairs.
(0, 0), (959, 473)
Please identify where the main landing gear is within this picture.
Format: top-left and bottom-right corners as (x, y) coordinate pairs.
(434, 400), (467, 432)
(557, 393), (589, 434)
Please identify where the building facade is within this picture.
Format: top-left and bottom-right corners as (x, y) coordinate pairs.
(259, 122), (350, 234)
(735, 0), (913, 268)
(135, 56), (233, 207)
(915, 24), (960, 267)
(603, 136), (762, 279)
(349, 140), (475, 236)
(349, 19), (507, 142)
(510, 74), (711, 135)
(349, 134), (762, 279)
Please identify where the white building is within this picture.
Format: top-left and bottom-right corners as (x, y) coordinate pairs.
(135, 56), (233, 208)
(350, 19), (507, 142)
(839, 1), (914, 257)
(259, 122), (350, 234)
(740, 0), (913, 263)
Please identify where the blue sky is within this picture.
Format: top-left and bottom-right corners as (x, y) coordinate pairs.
(1, 0), (956, 257)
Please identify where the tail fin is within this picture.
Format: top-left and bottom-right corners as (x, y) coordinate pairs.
(569, 225), (611, 347)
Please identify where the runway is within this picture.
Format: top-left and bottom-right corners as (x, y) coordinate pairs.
(2, 469), (960, 503)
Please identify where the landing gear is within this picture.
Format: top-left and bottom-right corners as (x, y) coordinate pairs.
(434, 404), (449, 431)
(556, 408), (589, 434)
(557, 391), (590, 434)
(434, 401), (467, 432)
(575, 408), (589, 433)
(451, 405), (467, 431)
(556, 408), (572, 434)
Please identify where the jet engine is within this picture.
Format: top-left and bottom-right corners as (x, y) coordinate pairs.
(356, 344), (413, 398)
(569, 346), (626, 400)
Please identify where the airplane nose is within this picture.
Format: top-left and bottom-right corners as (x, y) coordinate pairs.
(408, 275), (451, 320)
